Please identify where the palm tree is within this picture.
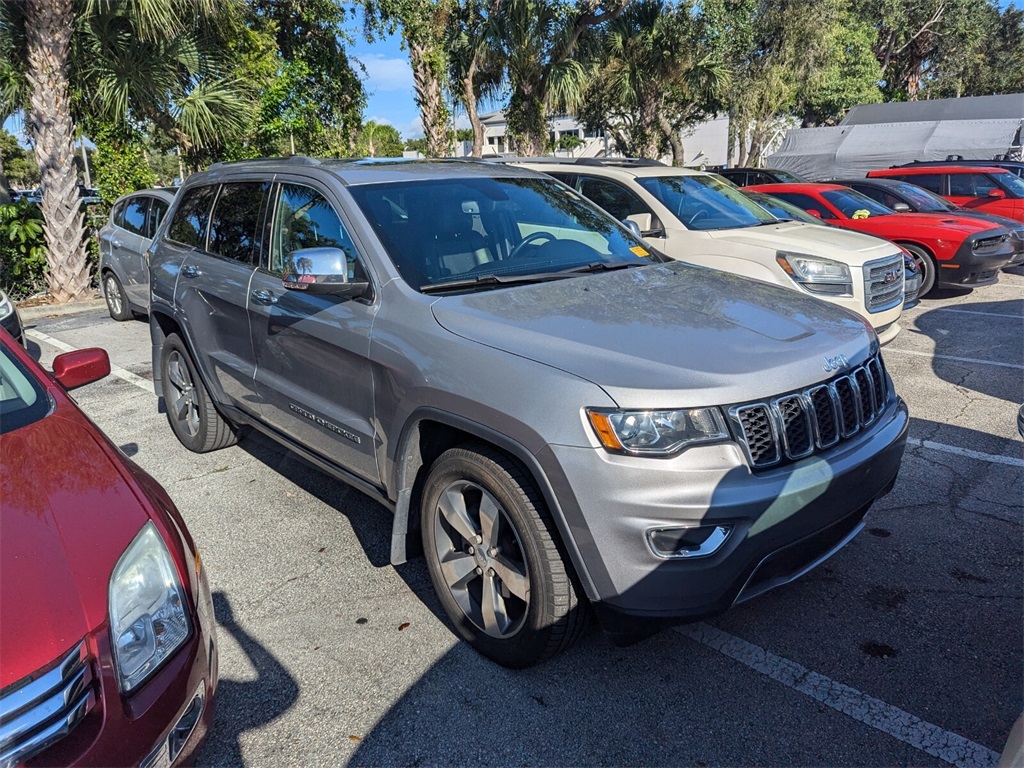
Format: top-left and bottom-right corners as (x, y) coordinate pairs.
(9, 0), (247, 303)
(486, 0), (628, 157)
(446, 0), (502, 158)
(584, 0), (728, 163)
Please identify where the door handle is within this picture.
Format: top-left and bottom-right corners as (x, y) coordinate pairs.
(181, 265), (202, 278)
(251, 289), (278, 305)
(111, 239), (122, 248)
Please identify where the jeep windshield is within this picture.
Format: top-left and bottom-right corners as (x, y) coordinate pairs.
(636, 174), (778, 231)
(348, 176), (662, 292)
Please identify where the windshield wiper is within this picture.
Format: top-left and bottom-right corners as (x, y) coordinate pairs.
(420, 271), (575, 294)
(560, 261), (643, 274)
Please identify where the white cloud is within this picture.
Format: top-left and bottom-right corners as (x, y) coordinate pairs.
(355, 53), (413, 93)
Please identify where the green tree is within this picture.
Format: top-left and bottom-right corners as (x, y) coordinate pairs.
(487, 0), (629, 156)
(446, 0), (502, 157)
(361, 0), (457, 158)
(581, 0), (727, 164)
(354, 120), (405, 157)
(0, 129), (39, 189)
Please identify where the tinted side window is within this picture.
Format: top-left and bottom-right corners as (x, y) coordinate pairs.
(771, 192), (836, 219)
(949, 173), (998, 197)
(578, 176), (650, 220)
(121, 198), (149, 235)
(854, 186), (896, 208)
(270, 183), (363, 280)
(167, 185), (216, 248)
(148, 198), (169, 238)
(208, 182), (269, 264)
(112, 201), (126, 228)
(905, 174), (944, 194)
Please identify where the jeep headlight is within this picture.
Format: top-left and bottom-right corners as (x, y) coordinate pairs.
(0, 289), (13, 320)
(109, 522), (190, 693)
(586, 407), (728, 455)
(776, 252), (852, 297)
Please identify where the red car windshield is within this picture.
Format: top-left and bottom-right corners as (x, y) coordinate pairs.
(0, 342), (51, 434)
(821, 189), (894, 219)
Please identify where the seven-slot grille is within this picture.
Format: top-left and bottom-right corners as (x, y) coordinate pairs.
(863, 254), (904, 313)
(972, 233), (1008, 253)
(0, 642), (96, 768)
(729, 355), (889, 469)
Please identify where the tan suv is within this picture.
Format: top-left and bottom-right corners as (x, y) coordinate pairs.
(512, 158), (906, 343)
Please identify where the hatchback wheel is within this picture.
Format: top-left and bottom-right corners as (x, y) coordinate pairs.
(421, 444), (588, 668)
(103, 272), (132, 321)
(160, 333), (237, 452)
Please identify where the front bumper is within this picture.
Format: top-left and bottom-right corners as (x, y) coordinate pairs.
(540, 396), (908, 638)
(938, 235), (1015, 288)
(24, 570), (218, 767)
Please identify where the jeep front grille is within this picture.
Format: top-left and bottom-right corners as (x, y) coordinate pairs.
(863, 254), (904, 313)
(729, 355), (890, 470)
(0, 642), (96, 768)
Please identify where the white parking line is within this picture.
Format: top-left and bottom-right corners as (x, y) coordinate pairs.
(907, 437), (1024, 468)
(27, 329), (154, 393)
(932, 307), (1023, 320)
(884, 347), (1024, 370)
(677, 623), (1001, 768)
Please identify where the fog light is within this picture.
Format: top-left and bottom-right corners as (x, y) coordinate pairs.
(647, 525), (732, 559)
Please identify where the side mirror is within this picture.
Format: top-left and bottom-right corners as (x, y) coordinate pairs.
(282, 247), (369, 298)
(624, 212), (663, 238)
(621, 219), (642, 238)
(53, 348), (110, 389)
(806, 209), (823, 219)
(987, 188), (1006, 199)
(891, 202), (911, 212)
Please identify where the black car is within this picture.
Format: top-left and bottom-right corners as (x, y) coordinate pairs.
(894, 159), (1024, 180)
(835, 177), (1024, 268)
(715, 167), (808, 187)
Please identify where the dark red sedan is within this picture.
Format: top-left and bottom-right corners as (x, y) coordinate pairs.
(0, 329), (217, 766)
(746, 182), (1016, 296)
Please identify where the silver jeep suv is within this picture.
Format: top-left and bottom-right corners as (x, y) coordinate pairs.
(149, 157), (908, 668)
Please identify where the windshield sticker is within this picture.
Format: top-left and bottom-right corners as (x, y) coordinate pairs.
(630, 245), (650, 257)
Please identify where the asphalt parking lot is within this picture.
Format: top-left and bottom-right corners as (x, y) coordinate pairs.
(20, 271), (1023, 767)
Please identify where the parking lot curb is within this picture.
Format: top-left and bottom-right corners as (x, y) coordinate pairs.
(18, 296), (107, 322)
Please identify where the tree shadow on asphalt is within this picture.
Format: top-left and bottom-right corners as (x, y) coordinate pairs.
(906, 296), (1023, 405)
(196, 592), (300, 766)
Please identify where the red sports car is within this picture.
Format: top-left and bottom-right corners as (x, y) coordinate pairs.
(0, 329), (217, 766)
(746, 182), (1016, 296)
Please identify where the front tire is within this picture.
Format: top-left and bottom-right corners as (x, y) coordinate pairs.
(900, 243), (936, 297)
(160, 333), (237, 453)
(421, 444), (588, 668)
(103, 272), (132, 321)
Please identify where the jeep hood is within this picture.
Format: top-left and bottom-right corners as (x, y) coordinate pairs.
(430, 262), (876, 409)
(704, 221), (896, 266)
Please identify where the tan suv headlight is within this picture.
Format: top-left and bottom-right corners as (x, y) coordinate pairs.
(776, 252), (853, 297)
(587, 407), (728, 455)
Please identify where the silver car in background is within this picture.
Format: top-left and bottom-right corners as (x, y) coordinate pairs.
(98, 188), (176, 320)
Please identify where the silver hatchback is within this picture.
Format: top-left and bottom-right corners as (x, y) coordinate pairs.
(98, 188), (176, 320)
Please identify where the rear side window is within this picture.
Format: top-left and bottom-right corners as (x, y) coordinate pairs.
(111, 201), (126, 228)
(167, 185), (216, 248)
(121, 198), (148, 235)
(949, 173), (998, 197)
(904, 173), (944, 194)
(148, 198), (169, 238)
(578, 176), (650, 221)
(208, 182), (269, 264)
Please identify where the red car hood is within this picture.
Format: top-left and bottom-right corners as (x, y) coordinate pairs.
(0, 407), (148, 689)
(851, 211), (999, 236)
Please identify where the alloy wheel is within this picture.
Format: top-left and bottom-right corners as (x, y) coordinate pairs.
(104, 275), (123, 317)
(165, 350), (201, 437)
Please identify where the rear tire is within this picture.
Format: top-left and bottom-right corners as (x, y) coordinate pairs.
(159, 333), (237, 453)
(103, 272), (132, 321)
(421, 444), (588, 668)
(900, 243), (936, 297)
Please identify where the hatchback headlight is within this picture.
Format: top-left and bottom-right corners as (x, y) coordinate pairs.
(776, 252), (853, 297)
(0, 289), (13, 320)
(587, 407), (729, 455)
(109, 522), (190, 693)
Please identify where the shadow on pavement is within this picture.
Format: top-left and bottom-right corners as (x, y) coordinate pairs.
(197, 592), (300, 766)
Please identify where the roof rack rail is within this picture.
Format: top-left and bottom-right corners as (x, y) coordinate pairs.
(207, 155), (323, 171)
(480, 155), (667, 167)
